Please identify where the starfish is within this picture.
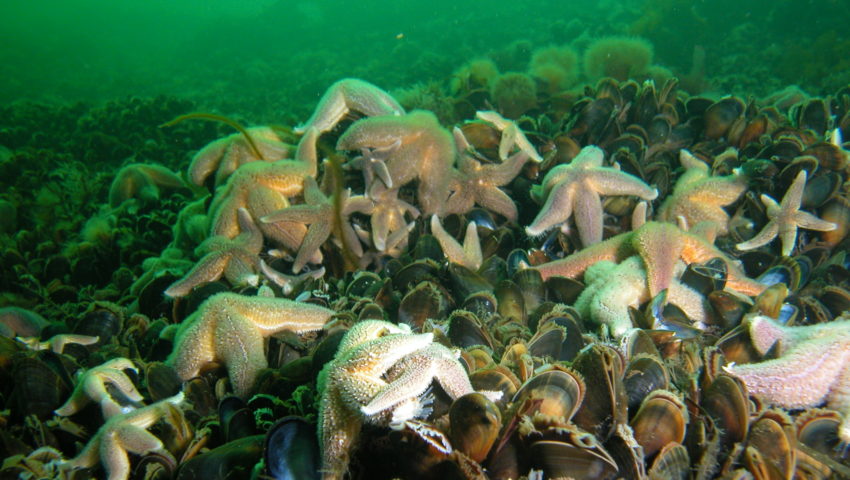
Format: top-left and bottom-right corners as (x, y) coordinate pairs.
(736, 170), (837, 256)
(657, 149), (747, 234)
(296, 78), (405, 134)
(207, 128), (320, 254)
(108, 163), (186, 209)
(533, 221), (766, 298)
(444, 126), (530, 222)
(347, 181), (420, 253)
(0, 306), (49, 338)
(337, 110), (455, 216)
(165, 208), (263, 298)
(188, 126), (291, 187)
(261, 176), (362, 273)
(574, 256), (706, 338)
(430, 215), (482, 271)
(525, 145), (658, 246)
(166, 292), (333, 397)
(60, 393), (186, 480)
(475, 110), (543, 163)
(724, 314), (850, 443)
(18, 333), (98, 354)
(55, 358), (144, 419)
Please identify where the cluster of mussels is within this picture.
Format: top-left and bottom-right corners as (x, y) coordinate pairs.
(3, 75), (850, 480)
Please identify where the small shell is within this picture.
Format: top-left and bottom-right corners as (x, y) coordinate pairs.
(449, 393), (502, 463)
(629, 390), (688, 459)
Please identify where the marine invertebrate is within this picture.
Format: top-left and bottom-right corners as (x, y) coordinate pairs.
(475, 110), (543, 162)
(165, 208), (264, 298)
(166, 292), (334, 397)
(533, 221), (766, 298)
(736, 170), (837, 256)
(449, 58), (499, 95)
(583, 36), (654, 81)
(187, 125), (291, 187)
(489, 72), (538, 119)
(430, 215), (482, 270)
(657, 149), (747, 234)
(346, 182), (419, 254)
(337, 110), (454, 216)
(725, 314), (850, 443)
(528, 44), (580, 94)
(55, 357), (144, 419)
(108, 163), (186, 209)
(296, 78), (405, 134)
(525, 145), (658, 246)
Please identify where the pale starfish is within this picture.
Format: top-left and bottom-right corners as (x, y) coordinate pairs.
(533, 221), (766, 298)
(736, 170), (837, 256)
(0, 306), (49, 338)
(188, 126), (291, 187)
(724, 314), (850, 443)
(165, 208), (263, 298)
(430, 215), (482, 271)
(574, 256), (706, 338)
(60, 393), (186, 480)
(444, 126), (530, 222)
(525, 145), (658, 246)
(337, 110), (455, 216)
(108, 163), (186, 209)
(261, 176), (362, 273)
(657, 149), (747, 235)
(475, 110), (543, 162)
(296, 78), (404, 134)
(18, 333), (98, 354)
(347, 181), (420, 253)
(55, 358), (144, 419)
(166, 292), (333, 397)
(207, 128), (319, 254)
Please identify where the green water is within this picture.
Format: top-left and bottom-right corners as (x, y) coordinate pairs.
(3, 0), (849, 119)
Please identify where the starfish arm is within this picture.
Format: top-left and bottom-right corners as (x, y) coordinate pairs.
(113, 423), (164, 455)
(371, 210), (392, 252)
(232, 294), (334, 335)
(736, 220), (779, 251)
(98, 369), (145, 402)
(164, 252), (229, 298)
(725, 337), (850, 409)
(777, 222), (800, 257)
(318, 384), (362, 480)
(780, 170), (807, 211)
(443, 185), (475, 217)
(476, 186), (519, 222)
(215, 308), (268, 397)
(295, 127), (320, 177)
(99, 431), (133, 480)
(431, 215), (480, 270)
(486, 151), (531, 185)
(533, 233), (628, 281)
(361, 362), (437, 417)
(793, 211), (837, 231)
(293, 221), (333, 273)
(167, 308), (219, 381)
(261, 204), (324, 224)
(189, 136), (229, 186)
(462, 221), (483, 270)
(667, 280), (708, 327)
(298, 79), (403, 134)
(49, 334), (99, 354)
(573, 185), (604, 246)
(223, 251), (260, 288)
(631, 223), (687, 297)
(588, 168), (659, 200)
(746, 315), (792, 355)
(589, 262), (646, 338)
(525, 182), (575, 236)
(55, 384), (92, 417)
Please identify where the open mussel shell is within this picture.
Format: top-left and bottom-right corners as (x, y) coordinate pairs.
(629, 390), (688, 459)
(528, 430), (618, 480)
(700, 374), (749, 449)
(528, 312), (584, 362)
(144, 361), (182, 402)
(448, 392), (501, 463)
(512, 366), (585, 424)
(469, 365), (519, 409)
(743, 410), (796, 480)
(495, 279), (526, 325)
(263, 416), (320, 480)
(680, 257), (727, 295)
(796, 409), (845, 459)
(462, 290), (498, 320)
(647, 443), (690, 480)
(219, 396), (257, 443)
(397, 281), (450, 331)
(447, 310), (494, 350)
(571, 344), (627, 440)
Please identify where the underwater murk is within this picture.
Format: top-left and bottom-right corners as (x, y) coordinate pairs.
(3, 0), (850, 479)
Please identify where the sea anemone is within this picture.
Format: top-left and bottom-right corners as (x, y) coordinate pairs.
(528, 45), (580, 94)
(583, 36), (654, 81)
(489, 72), (537, 119)
(450, 58), (499, 95)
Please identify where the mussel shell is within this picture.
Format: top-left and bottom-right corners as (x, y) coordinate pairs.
(623, 354), (670, 412)
(11, 351), (72, 418)
(629, 390), (688, 459)
(264, 417), (320, 480)
(680, 257), (727, 295)
(447, 263), (492, 300)
(512, 268), (545, 314)
(745, 410), (795, 480)
(528, 434), (618, 480)
(176, 434), (265, 480)
(145, 362), (182, 402)
(700, 374), (749, 449)
(74, 306), (123, 344)
(469, 366), (519, 409)
(219, 396), (257, 442)
(448, 393), (501, 463)
(544, 276), (584, 305)
(447, 310), (493, 350)
(704, 97), (745, 140)
(398, 281), (449, 331)
(647, 443), (690, 480)
(572, 344), (627, 440)
(534, 312), (584, 362)
(512, 366), (585, 423)
(795, 409), (844, 456)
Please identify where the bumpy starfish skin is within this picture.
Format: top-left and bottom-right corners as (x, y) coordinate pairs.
(55, 358), (144, 419)
(525, 145), (658, 246)
(658, 149), (747, 234)
(337, 110), (455, 216)
(445, 127), (530, 221)
(533, 221), (766, 297)
(736, 170), (837, 256)
(475, 110), (543, 162)
(189, 126), (291, 187)
(725, 315), (850, 442)
(19, 333), (99, 354)
(61, 394), (185, 480)
(167, 292), (333, 397)
(165, 208), (263, 297)
(430, 215), (483, 271)
(108, 163), (185, 208)
(262, 176), (362, 272)
(297, 78), (404, 134)
(574, 257), (706, 338)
